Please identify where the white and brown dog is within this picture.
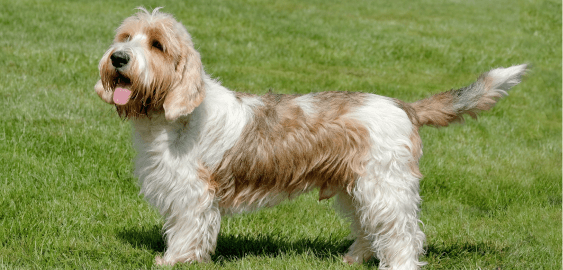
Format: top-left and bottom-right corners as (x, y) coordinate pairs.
(95, 8), (527, 270)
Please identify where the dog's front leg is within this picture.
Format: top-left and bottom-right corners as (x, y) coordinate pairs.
(154, 184), (221, 266)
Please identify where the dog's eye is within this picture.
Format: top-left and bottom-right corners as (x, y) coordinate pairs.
(152, 40), (164, 52)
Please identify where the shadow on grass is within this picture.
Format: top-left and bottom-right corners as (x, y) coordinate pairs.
(213, 233), (354, 263)
(117, 226), (502, 266)
(117, 225), (166, 253)
(116, 225), (361, 263)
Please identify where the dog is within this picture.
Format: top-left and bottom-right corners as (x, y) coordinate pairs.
(95, 7), (527, 269)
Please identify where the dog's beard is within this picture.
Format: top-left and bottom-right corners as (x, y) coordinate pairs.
(100, 70), (146, 119)
(110, 73), (169, 119)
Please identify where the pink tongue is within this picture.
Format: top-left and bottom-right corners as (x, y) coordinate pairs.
(113, 87), (132, 105)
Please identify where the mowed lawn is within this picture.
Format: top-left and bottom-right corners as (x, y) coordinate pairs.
(0, 0), (560, 269)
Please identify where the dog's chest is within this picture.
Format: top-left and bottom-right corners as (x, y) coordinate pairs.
(131, 118), (200, 188)
(130, 111), (247, 185)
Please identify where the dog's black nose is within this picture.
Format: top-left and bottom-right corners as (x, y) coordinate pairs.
(110, 51), (130, 68)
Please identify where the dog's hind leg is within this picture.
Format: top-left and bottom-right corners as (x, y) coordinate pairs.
(353, 170), (426, 270)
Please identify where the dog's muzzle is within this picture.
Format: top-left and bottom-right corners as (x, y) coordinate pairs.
(111, 51), (130, 69)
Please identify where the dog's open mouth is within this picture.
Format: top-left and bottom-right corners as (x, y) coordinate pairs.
(113, 75), (132, 105)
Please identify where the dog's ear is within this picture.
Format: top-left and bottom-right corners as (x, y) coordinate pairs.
(95, 79), (114, 104)
(163, 41), (205, 122)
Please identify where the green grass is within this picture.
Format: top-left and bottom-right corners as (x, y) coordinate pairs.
(0, 0), (560, 269)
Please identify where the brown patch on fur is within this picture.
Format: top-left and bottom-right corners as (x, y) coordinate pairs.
(212, 91), (371, 207)
(409, 91), (460, 127)
(114, 20), (142, 43)
(407, 131), (423, 179)
(394, 99), (421, 127)
(198, 162), (218, 194)
(394, 100), (423, 179)
(312, 91), (366, 119)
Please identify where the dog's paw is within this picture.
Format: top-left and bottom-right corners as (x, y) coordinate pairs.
(343, 255), (361, 264)
(344, 253), (373, 265)
(155, 255), (174, 266)
(155, 254), (211, 266)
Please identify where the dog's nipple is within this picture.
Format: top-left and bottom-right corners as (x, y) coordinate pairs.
(113, 87), (132, 105)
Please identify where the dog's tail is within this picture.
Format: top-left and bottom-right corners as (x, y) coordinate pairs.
(408, 64), (528, 127)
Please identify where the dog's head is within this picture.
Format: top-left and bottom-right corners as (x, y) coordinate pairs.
(95, 7), (205, 121)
